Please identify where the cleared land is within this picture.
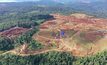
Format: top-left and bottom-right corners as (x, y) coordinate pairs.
(0, 27), (30, 38)
(33, 13), (107, 57)
(1, 13), (107, 57)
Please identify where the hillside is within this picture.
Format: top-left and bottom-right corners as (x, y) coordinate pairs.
(1, 13), (107, 57)
(32, 13), (107, 56)
(0, 13), (107, 65)
(0, 1), (107, 65)
(0, 1), (107, 18)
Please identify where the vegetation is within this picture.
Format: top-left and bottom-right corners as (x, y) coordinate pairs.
(0, 12), (53, 31)
(0, 1), (107, 65)
(0, 51), (74, 65)
(0, 51), (107, 65)
(73, 51), (107, 65)
(28, 40), (44, 50)
(0, 37), (14, 51)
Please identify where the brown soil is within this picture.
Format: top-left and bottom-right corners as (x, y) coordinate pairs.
(2, 13), (107, 57)
(32, 13), (107, 57)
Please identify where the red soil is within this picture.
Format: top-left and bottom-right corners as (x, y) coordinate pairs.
(0, 27), (29, 38)
(33, 13), (107, 57)
(40, 14), (107, 31)
(84, 31), (104, 42)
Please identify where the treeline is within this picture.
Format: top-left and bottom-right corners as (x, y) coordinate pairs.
(15, 27), (44, 50)
(0, 13), (49, 51)
(0, 2), (107, 65)
(73, 51), (107, 65)
(0, 51), (74, 65)
(0, 27), (43, 51)
(0, 5), (55, 51)
(0, 13), (53, 31)
(0, 11), (53, 51)
(1, 2), (107, 31)
(1, 2), (107, 18)
(0, 50), (107, 65)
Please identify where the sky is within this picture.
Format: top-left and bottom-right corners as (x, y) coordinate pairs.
(0, 0), (39, 2)
(0, 0), (15, 2)
(0, 0), (103, 2)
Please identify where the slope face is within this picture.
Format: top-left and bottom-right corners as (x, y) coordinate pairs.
(0, 27), (30, 38)
(33, 13), (107, 57)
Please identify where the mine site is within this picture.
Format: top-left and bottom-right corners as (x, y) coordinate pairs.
(1, 1), (107, 65)
(31, 13), (107, 57)
(1, 13), (107, 57)
(0, 27), (30, 38)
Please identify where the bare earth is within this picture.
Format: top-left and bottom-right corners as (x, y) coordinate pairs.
(1, 13), (107, 57)
(32, 13), (107, 57)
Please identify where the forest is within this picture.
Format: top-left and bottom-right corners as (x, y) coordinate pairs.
(0, 1), (107, 65)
